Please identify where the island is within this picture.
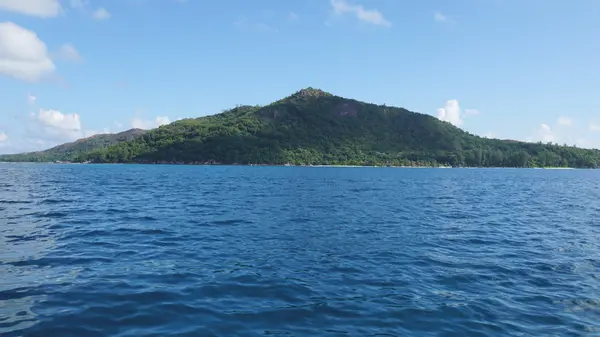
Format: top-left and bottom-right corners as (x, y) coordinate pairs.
(1, 88), (599, 168)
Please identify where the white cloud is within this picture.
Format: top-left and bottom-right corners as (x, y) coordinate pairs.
(37, 109), (81, 131)
(590, 122), (600, 132)
(437, 100), (462, 126)
(537, 123), (555, 142)
(27, 93), (37, 105)
(483, 131), (494, 139)
(330, 0), (391, 27)
(131, 116), (171, 129)
(0, 132), (7, 142)
(557, 116), (572, 126)
(0, 22), (56, 82)
(55, 43), (82, 62)
(436, 99), (479, 127)
(0, 0), (61, 18)
(27, 108), (84, 142)
(93, 7), (110, 20)
(434, 11), (452, 23)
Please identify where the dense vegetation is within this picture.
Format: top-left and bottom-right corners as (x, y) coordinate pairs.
(73, 88), (600, 168)
(0, 129), (146, 162)
(3, 88), (600, 168)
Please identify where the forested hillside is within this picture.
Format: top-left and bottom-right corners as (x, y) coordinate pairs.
(71, 88), (600, 168)
(0, 129), (146, 162)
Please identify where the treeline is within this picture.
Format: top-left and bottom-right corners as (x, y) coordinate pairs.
(79, 142), (599, 168)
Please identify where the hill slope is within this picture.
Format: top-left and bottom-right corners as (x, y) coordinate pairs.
(75, 88), (600, 168)
(0, 128), (147, 162)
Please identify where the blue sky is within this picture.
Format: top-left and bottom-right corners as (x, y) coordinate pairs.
(0, 0), (599, 154)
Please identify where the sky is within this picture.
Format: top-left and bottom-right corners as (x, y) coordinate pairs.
(0, 0), (599, 154)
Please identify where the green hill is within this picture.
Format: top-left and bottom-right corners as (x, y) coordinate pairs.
(0, 128), (146, 162)
(72, 88), (599, 168)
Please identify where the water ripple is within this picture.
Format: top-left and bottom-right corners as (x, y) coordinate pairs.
(1, 164), (600, 336)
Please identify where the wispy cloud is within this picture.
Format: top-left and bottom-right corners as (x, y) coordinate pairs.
(288, 11), (299, 21)
(234, 18), (278, 33)
(131, 115), (171, 130)
(27, 93), (37, 106)
(557, 116), (572, 126)
(69, 1), (111, 22)
(69, 0), (88, 9)
(55, 43), (82, 62)
(0, 0), (62, 18)
(434, 11), (452, 23)
(254, 22), (277, 33)
(93, 7), (111, 20)
(330, 0), (391, 27)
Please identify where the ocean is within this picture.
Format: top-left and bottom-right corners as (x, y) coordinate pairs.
(1, 163), (599, 336)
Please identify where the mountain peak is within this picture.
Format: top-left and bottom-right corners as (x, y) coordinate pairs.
(290, 87), (333, 99)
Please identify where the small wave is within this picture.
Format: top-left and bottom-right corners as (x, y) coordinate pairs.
(6, 256), (113, 267)
(120, 215), (159, 221)
(0, 200), (32, 204)
(4, 233), (50, 243)
(34, 211), (69, 218)
(210, 219), (254, 226)
(113, 227), (169, 235)
(38, 199), (73, 205)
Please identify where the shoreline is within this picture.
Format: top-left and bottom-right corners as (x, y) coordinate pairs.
(0, 161), (585, 169)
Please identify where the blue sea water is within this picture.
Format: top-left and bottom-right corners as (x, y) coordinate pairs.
(1, 164), (599, 336)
